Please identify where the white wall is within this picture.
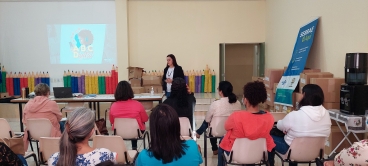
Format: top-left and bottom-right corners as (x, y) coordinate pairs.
(265, 0), (368, 77)
(115, 0), (129, 80)
(127, 0), (266, 79)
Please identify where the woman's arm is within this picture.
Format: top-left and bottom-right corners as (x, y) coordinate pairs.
(50, 101), (62, 121)
(139, 104), (149, 123)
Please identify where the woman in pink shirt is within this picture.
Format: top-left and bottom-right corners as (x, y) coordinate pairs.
(109, 81), (149, 150)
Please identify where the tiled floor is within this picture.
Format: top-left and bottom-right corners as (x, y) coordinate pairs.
(6, 111), (315, 166)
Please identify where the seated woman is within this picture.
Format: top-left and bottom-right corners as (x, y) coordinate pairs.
(324, 139), (368, 166)
(163, 78), (196, 128)
(109, 81), (149, 150)
(23, 83), (62, 150)
(136, 104), (203, 166)
(195, 81), (241, 155)
(268, 84), (332, 166)
(218, 81), (275, 166)
(48, 108), (115, 166)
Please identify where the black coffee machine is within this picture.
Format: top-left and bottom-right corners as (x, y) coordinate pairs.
(340, 53), (368, 115)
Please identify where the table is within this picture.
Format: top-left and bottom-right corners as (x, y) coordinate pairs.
(328, 109), (367, 157)
(11, 94), (164, 132)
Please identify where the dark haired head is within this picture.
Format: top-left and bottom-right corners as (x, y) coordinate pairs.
(218, 81), (237, 103)
(114, 81), (134, 101)
(299, 84), (324, 108)
(149, 104), (188, 164)
(169, 78), (188, 108)
(243, 81), (267, 107)
(166, 54), (178, 67)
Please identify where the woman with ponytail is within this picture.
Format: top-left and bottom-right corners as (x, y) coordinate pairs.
(195, 81), (241, 155)
(48, 108), (115, 166)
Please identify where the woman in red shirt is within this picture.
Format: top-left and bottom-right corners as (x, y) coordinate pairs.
(218, 81), (275, 165)
(109, 81), (149, 150)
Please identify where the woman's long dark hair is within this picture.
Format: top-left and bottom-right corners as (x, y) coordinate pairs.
(298, 84), (324, 108)
(57, 108), (95, 166)
(219, 81), (237, 103)
(169, 78), (188, 108)
(166, 54), (178, 67)
(149, 104), (188, 164)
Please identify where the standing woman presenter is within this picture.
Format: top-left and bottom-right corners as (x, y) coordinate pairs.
(162, 54), (184, 97)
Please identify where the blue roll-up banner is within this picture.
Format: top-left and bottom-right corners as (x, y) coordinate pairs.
(274, 18), (319, 107)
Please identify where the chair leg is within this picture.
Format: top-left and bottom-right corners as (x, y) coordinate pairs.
(32, 153), (39, 166)
(204, 133), (207, 166)
(36, 142), (40, 164)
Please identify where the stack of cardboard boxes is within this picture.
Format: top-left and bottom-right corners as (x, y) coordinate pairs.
(128, 67), (163, 111)
(128, 67), (164, 94)
(264, 69), (284, 111)
(128, 67), (145, 94)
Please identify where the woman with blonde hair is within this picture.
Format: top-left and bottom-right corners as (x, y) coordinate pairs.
(23, 83), (62, 149)
(48, 108), (115, 166)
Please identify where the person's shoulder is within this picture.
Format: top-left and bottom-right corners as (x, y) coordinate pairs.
(95, 148), (112, 153)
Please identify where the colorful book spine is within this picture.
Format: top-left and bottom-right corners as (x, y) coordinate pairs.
(212, 70), (216, 93)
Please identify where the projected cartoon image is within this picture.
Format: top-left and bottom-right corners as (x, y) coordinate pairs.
(48, 24), (116, 64)
(69, 29), (94, 59)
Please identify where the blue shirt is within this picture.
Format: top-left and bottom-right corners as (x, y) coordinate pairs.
(136, 140), (203, 166)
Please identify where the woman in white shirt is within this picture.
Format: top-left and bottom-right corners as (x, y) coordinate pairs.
(195, 81), (241, 155)
(268, 84), (332, 166)
(162, 54), (185, 97)
(48, 108), (115, 166)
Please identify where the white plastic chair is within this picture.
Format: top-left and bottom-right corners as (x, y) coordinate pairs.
(113, 118), (150, 149)
(204, 116), (229, 166)
(39, 137), (60, 165)
(0, 118), (38, 166)
(275, 137), (326, 166)
(27, 118), (53, 163)
(93, 135), (138, 164)
(223, 138), (268, 165)
(60, 102), (86, 117)
(179, 117), (192, 138)
(0, 118), (14, 138)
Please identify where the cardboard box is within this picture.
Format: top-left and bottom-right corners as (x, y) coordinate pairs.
(132, 87), (145, 94)
(284, 67), (321, 74)
(128, 67), (144, 79)
(302, 68), (321, 73)
(325, 126), (364, 155)
(266, 89), (275, 106)
(264, 69), (284, 89)
(299, 72), (334, 92)
(143, 86), (163, 93)
(129, 78), (142, 87)
(273, 83), (279, 93)
(310, 78), (344, 102)
(252, 76), (264, 82)
(323, 103), (340, 110)
(142, 76), (162, 86)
